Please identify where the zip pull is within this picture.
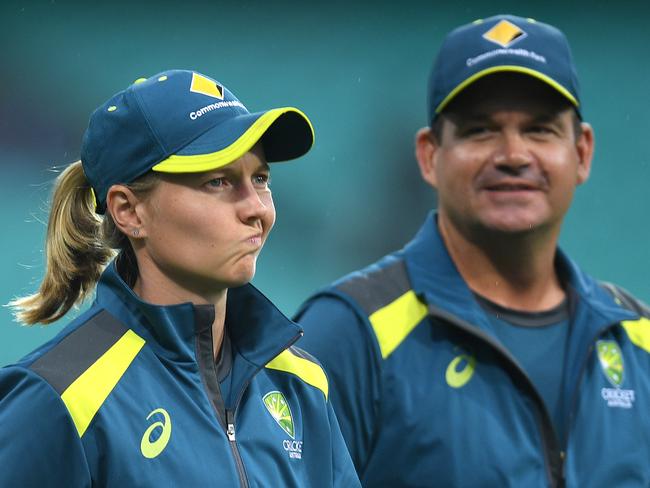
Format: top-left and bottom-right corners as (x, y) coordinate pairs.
(226, 409), (236, 442)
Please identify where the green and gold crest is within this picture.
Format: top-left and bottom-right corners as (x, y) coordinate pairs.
(263, 391), (295, 438)
(597, 340), (624, 387)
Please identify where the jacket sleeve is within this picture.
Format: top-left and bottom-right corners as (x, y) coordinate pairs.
(326, 397), (362, 487)
(296, 294), (382, 475)
(0, 366), (91, 487)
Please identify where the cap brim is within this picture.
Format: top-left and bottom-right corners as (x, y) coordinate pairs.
(435, 65), (579, 114)
(152, 107), (314, 173)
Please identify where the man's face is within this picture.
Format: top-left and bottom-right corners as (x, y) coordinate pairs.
(417, 75), (593, 239)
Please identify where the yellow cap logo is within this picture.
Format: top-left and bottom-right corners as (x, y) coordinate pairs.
(190, 72), (224, 99)
(483, 20), (526, 48)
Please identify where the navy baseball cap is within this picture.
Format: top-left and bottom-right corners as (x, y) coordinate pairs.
(81, 69), (314, 213)
(427, 14), (581, 123)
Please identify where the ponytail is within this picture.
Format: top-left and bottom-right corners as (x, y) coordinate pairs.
(10, 161), (162, 325)
(9, 162), (114, 324)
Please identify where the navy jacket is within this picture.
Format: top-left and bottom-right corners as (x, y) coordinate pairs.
(296, 213), (650, 487)
(0, 261), (360, 487)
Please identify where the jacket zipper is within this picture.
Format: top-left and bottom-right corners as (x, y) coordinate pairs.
(220, 332), (303, 487)
(195, 313), (303, 488)
(226, 409), (249, 488)
(428, 305), (563, 488)
(199, 381), (250, 487)
(194, 315), (250, 488)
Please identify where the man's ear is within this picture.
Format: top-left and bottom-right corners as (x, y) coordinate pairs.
(106, 184), (147, 239)
(415, 127), (440, 189)
(575, 122), (594, 186)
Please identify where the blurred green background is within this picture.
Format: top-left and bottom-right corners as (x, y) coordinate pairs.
(2, 1), (649, 366)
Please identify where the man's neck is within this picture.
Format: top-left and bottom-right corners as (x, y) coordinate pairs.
(438, 215), (566, 312)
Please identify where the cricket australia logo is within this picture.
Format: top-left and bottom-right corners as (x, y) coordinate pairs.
(597, 340), (635, 409)
(263, 391), (303, 459)
(263, 391), (295, 437)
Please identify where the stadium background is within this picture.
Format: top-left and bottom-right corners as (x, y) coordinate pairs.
(1, 0), (649, 365)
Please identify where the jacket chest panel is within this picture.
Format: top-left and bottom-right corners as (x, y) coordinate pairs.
(565, 344), (650, 486)
(81, 378), (235, 486)
(229, 376), (334, 487)
(369, 327), (550, 486)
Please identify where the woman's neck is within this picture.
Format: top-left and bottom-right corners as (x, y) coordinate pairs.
(131, 256), (229, 361)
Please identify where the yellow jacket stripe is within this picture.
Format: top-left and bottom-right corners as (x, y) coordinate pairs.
(266, 349), (328, 400)
(61, 329), (145, 437)
(369, 290), (428, 359)
(622, 317), (650, 354)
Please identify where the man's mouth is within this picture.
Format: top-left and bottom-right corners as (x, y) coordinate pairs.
(485, 182), (539, 191)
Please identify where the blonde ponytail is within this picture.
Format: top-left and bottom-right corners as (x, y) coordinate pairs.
(9, 162), (114, 325)
(10, 161), (162, 325)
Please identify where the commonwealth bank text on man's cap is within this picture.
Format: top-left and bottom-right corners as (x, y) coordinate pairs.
(81, 69), (314, 213)
(427, 14), (580, 123)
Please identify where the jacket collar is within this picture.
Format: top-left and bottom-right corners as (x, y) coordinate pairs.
(95, 260), (303, 366)
(402, 211), (637, 340)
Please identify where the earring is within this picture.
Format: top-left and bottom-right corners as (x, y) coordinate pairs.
(132, 228), (140, 237)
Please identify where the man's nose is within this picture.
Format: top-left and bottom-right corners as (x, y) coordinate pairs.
(491, 131), (534, 173)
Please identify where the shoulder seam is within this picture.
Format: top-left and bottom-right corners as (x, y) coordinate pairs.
(600, 281), (650, 316)
(265, 347), (329, 400)
(336, 259), (428, 359)
(29, 310), (146, 437)
(600, 282), (650, 354)
(5, 367), (93, 475)
(336, 259), (411, 316)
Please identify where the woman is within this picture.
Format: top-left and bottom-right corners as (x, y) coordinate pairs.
(0, 69), (360, 487)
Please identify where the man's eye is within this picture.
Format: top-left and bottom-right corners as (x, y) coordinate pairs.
(461, 126), (490, 137)
(528, 125), (554, 134)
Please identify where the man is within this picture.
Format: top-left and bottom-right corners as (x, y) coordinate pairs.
(295, 14), (650, 487)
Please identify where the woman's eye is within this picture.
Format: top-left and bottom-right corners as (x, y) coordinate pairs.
(206, 177), (226, 188)
(253, 174), (271, 186)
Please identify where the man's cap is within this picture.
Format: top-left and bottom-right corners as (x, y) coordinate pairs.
(81, 69), (314, 213)
(427, 14), (580, 123)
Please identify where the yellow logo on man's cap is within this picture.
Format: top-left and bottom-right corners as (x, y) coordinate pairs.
(483, 20), (527, 48)
(190, 72), (224, 99)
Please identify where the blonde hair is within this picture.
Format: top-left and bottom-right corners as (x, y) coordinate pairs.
(9, 161), (160, 325)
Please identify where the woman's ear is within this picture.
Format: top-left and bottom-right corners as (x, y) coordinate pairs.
(106, 185), (147, 239)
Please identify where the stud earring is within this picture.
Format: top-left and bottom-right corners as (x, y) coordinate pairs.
(132, 228), (140, 237)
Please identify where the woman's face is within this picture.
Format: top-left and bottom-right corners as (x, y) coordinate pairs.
(135, 143), (275, 303)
